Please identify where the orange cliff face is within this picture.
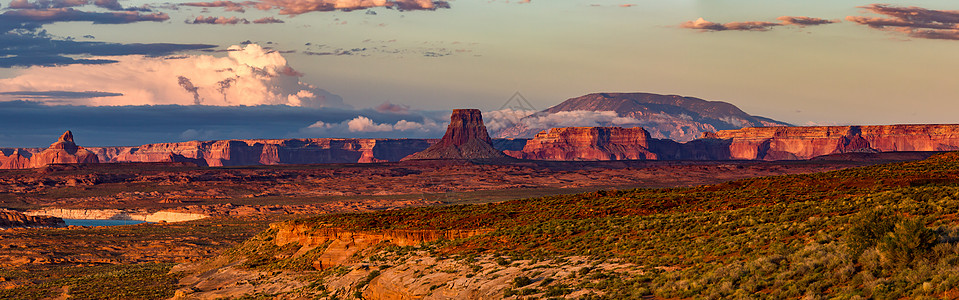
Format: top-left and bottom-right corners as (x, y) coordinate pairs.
(29, 131), (100, 168)
(516, 127), (663, 161)
(703, 125), (959, 160)
(105, 138), (438, 167)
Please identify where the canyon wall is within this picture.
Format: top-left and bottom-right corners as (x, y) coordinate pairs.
(1, 131), (99, 169)
(703, 125), (959, 160)
(508, 124), (959, 161)
(6, 124), (959, 167)
(0, 209), (64, 228)
(516, 127), (661, 160)
(272, 222), (489, 270)
(24, 209), (208, 223)
(2, 138), (442, 169)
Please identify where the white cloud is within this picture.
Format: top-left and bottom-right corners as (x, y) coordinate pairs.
(519, 110), (646, 129)
(302, 116), (447, 136)
(348, 116), (394, 132)
(0, 44), (348, 108)
(483, 108), (537, 132)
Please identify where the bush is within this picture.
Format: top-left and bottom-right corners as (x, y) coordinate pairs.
(877, 218), (937, 267)
(513, 276), (532, 287)
(847, 209), (898, 257)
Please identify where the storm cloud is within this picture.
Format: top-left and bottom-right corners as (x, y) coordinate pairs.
(0, 44), (346, 108)
(0, 101), (451, 147)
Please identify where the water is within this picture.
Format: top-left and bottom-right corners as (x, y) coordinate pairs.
(63, 219), (148, 227)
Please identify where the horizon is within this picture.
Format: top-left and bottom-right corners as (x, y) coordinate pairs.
(2, 0), (958, 147)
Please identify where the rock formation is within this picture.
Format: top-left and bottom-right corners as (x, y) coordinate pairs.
(0, 149), (32, 169)
(494, 92), (790, 142)
(2, 131), (101, 169)
(0, 209), (64, 228)
(273, 223), (488, 270)
(402, 109), (511, 161)
(31, 131), (100, 168)
(516, 127), (661, 161)
(702, 125), (959, 160)
(103, 138), (439, 167)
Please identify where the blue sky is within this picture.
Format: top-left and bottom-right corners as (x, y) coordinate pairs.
(1, 0), (958, 146)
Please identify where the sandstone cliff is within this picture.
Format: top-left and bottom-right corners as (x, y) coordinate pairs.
(494, 92), (790, 142)
(0, 131), (99, 169)
(0, 209), (64, 228)
(516, 127), (661, 160)
(702, 125), (959, 160)
(402, 109), (511, 161)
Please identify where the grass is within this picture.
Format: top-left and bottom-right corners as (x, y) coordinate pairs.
(0, 263), (179, 300)
(245, 152), (959, 298)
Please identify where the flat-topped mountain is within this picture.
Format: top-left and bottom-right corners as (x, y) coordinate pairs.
(516, 127), (663, 161)
(402, 109), (510, 161)
(704, 124), (959, 160)
(494, 92), (790, 142)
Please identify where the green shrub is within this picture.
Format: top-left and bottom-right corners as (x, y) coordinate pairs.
(513, 276), (532, 288)
(847, 209), (898, 257)
(878, 218), (937, 267)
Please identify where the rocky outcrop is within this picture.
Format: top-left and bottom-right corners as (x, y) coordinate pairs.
(105, 138), (440, 166)
(516, 127), (661, 160)
(1, 131), (99, 169)
(0, 209), (64, 228)
(507, 124), (959, 161)
(702, 125), (959, 160)
(273, 223), (489, 270)
(0, 149), (32, 169)
(494, 92), (790, 142)
(402, 109), (511, 161)
(24, 208), (208, 223)
(28, 131), (99, 168)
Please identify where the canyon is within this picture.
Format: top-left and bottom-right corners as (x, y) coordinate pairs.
(6, 123), (959, 169)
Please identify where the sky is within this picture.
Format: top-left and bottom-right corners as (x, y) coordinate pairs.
(1, 0), (958, 147)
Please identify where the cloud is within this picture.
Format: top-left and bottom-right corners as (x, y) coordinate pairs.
(188, 15), (250, 24)
(0, 8), (169, 26)
(258, 0), (450, 16)
(7, 0), (88, 9)
(0, 101), (452, 147)
(483, 108), (536, 132)
(252, 16), (284, 23)
(776, 16), (838, 26)
(374, 101), (410, 113)
(518, 111), (646, 129)
(6, 0), (147, 10)
(681, 16), (837, 32)
(0, 43), (348, 108)
(181, 0), (248, 12)
(846, 4), (959, 40)
(680, 17), (780, 32)
(0, 31), (216, 68)
(0, 91), (123, 99)
(302, 115), (446, 136)
(347, 116), (394, 132)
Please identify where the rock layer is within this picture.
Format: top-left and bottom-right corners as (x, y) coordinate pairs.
(0, 131), (98, 169)
(703, 125), (959, 160)
(272, 223), (489, 270)
(516, 127), (661, 160)
(0, 209), (64, 228)
(402, 109), (510, 161)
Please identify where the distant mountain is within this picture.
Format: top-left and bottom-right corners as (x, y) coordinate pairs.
(493, 92), (791, 142)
